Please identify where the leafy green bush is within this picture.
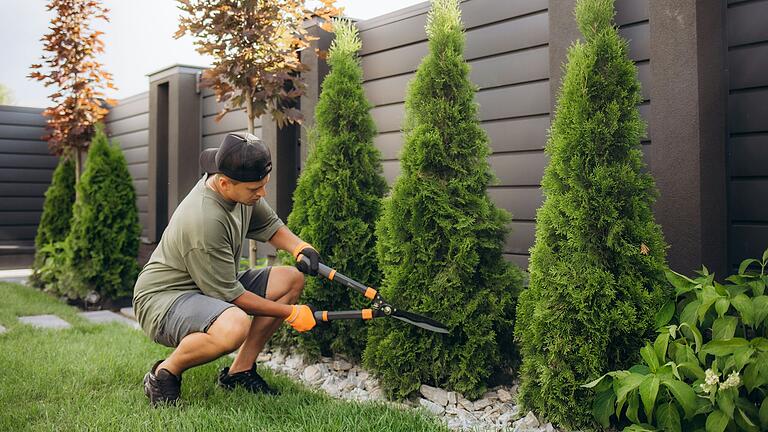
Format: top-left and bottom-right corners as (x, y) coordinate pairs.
(30, 157), (75, 290)
(281, 19), (387, 361)
(362, 0), (524, 400)
(64, 125), (140, 300)
(513, 0), (670, 428)
(585, 250), (768, 432)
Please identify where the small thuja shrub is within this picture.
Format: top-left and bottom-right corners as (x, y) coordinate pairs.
(362, 0), (524, 400)
(65, 125), (140, 300)
(514, 0), (670, 428)
(30, 157), (75, 291)
(282, 19), (387, 361)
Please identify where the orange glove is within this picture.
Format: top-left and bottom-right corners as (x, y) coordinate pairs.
(285, 305), (316, 332)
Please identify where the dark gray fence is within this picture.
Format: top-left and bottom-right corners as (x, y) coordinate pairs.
(202, 90), (255, 151)
(104, 92), (150, 239)
(726, 0), (768, 266)
(0, 105), (57, 268)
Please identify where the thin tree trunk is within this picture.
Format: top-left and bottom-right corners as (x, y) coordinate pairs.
(245, 93), (259, 268)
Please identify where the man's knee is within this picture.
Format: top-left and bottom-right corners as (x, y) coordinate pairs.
(286, 267), (304, 303)
(209, 307), (250, 352)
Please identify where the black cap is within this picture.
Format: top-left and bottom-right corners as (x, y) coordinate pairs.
(200, 133), (272, 182)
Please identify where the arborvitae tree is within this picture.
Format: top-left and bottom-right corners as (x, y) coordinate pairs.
(514, 0), (670, 428)
(363, 0), (523, 400)
(30, 157), (75, 289)
(285, 19), (387, 361)
(65, 125), (140, 300)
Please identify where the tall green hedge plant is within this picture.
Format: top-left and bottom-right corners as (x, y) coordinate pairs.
(285, 19), (387, 360)
(363, 0), (523, 399)
(514, 0), (670, 428)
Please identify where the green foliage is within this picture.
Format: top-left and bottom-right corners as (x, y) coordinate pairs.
(362, 0), (524, 400)
(513, 0), (669, 428)
(281, 19), (387, 361)
(30, 157), (76, 290)
(64, 125), (140, 300)
(585, 251), (768, 431)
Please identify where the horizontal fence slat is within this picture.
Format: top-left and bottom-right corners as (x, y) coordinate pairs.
(485, 116), (550, 153)
(202, 128), (257, 150)
(0, 109), (47, 127)
(615, 0), (649, 25)
(0, 168), (53, 183)
(491, 152), (547, 186)
(729, 88), (768, 133)
(202, 109), (262, 137)
(728, 43), (768, 90)
(619, 22), (650, 62)
(110, 129), (149, 150)
(133, 179), (148, 196)
(128, 164), (148, 181)
(1, 197), (44, 211)
(0, 139), (51, 155)
(123, 146), (149, 165)
(502, 252), (530, 269)
(727, 0), (768, 47)
(0, 183), (49, 197)
(137, 196), (148, 213)
(504, 221), (536, 254)
(0, 153), (58, 169)
(105, 94), (149, 122)
(488, 187), (543, 221)
(730, 134), (768, 177)
(107, 112), (148, 136)
(0, 226), (38, 241)
(730, 179), (768, 222)
(0, 125), (46, 141)
(0, 212), (41, 226)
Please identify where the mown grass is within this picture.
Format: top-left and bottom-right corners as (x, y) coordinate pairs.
(0, 282), (448, 432)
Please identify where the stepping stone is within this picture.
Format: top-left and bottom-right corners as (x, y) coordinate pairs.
(119, 307), (135, 320)
(78, 310), (140, 329)
(0, 324), (6, 334)
(18, 314), (71, 329)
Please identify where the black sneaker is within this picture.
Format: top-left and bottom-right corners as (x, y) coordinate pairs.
(217, 363), (279, 395)
(143, 360), (182, 406)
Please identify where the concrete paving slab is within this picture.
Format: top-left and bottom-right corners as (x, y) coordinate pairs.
(18, 314), (71, 329)
(78, 310), (139, 329)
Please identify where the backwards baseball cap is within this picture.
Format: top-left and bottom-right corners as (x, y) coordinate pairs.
(200, 133), (272, 182)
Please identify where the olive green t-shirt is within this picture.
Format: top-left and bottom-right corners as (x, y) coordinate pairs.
(132, 175), (284, 340)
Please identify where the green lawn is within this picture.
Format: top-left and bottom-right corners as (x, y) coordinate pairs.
(0, 282), (448, 432)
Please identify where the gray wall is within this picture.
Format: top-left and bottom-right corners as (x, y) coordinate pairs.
(104, 92), (150, 239)
(201, 89), (260, 151)
(0, 105), (57, 267)
(726, 0), (768, 267)
(356, 0), (650, 268)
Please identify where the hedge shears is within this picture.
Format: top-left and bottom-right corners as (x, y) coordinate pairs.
(297, 255), (449, 334)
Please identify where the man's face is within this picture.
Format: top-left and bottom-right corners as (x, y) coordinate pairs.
(220, 174), (270, 205)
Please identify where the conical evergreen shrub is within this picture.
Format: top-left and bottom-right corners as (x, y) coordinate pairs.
(362, 0), (524, 400)
(514, 0), (670, 428)
(65, 125), (140, 300)
(30, 157), (75, 289)
(284, 19), (387, 361)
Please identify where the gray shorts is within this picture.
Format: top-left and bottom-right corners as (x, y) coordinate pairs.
(153, 267), (271, 348)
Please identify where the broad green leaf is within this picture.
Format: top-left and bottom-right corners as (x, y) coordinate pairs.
(725, 283), (749, 298)
(615, 373), (646, 418)
(702, 338), (750, 356)
(698, 285), (721, 323)
(735, 407), (759, 432)
(760, 396), (768, 431)
(627, 390), (641, 424)
(752, 337), (768, 352)
(629, 364), (651, 375)
(733, 346), (755, 371)
(679, 323), (703, 353)
(717, 387), (735, 419)
(740, 258), (759, 276)
(705, 409), (728, 432)
(731, 294), (755, 326)
(749, 280), (765, 297)
(726, 274), (746, 285)
(655, 301), (675, 328)
(665, 268), (696, 295)
(668, 324), (678, 339)
(639, 375), (660, 422)
(711, 316), (737, 341)
(654, 332), (670, 363)
(678, 361), (705, 381)
(752, 296), (768, 327)
(583, 373), (610, 389)
(657, 402), (682, 432)
(714, 298), (729, 317)
(744, 362), (759, 392)
(661, 378), (697, 419)
(622, 425), (657, 432)
(763, 248), (768, 264)
(641, 342), (660, 372)
(680, 300), (699, 327)
(591, 389), (615, 428)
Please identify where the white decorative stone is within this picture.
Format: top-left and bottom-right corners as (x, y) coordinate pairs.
(420, 384), (450, 406)
(303, 364), (325, 384)
(0, 324), (6, 334)
(447, 391), (457, 406)
(497, 388), (513, 402)
(482, 390), (498, 401)
(419, 398), (445, 415)
(473, 398), (492, 411)
(285, 354), (304, 370)
(513, 411), (540, 431)
(256, 352), (271, 362)
(332, 358), (352, 371)
(458, 397), (474, 412)
(18, 314), (71, 329)
(541, 422), (556, 432)
(271, 350), (286, 364)
(119, 307), (136, 320)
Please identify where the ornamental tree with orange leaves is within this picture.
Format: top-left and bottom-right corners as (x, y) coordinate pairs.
(176, 0), (341, 130)
(29, 0), (117, 180)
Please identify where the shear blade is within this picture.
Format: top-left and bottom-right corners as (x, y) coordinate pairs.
(391, 309), (449, 334)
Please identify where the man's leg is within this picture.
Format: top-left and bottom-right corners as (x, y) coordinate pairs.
(157, 306), (251, 377)
(228, 266), (304, 374)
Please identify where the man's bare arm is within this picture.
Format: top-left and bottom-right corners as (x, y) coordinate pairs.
(231, 291), (292, 318)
